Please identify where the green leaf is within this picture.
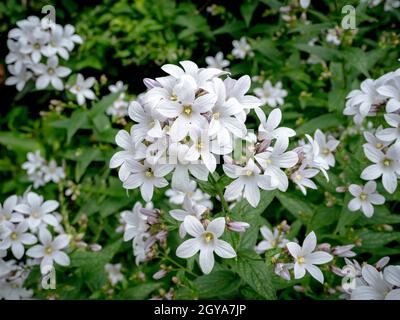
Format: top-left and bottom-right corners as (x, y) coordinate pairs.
(296, 114), (343, 135)
(276, 192), (314, 221)
(193, 271), (241, 298)
(231, 190), (277, 217)
(118, 283), (162, 300)
(0, 132), (41, 151)
(293, 43), (341, 61)
(67, 110), (89, 144)
(235, 258), (276, 300)
(74, 148), (102, 181)
(335, 194), (361, 235)
(240, 1), (258, 27)
(89, 91), (121, 118)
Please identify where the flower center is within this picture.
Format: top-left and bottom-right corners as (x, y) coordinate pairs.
(145, 168), (154, 177)
(297, 256), (305, 265)
(11, 232), (18, 240)
(265, 158), (272, 165)
(32, 211), (40, 219)
(246, 170), (253, 176)
(203, 232), (214, 242)
(183, 105), (192, 115)
(359, 192), (367, 201)
(383, 158), (392, 167)
(213, 112), (220, 120)
(45, 246), (53, 255)
(47, 67), (55, 75)
(376, 143), (383, 149)
(170, 93), (177, 101)
(75, 85), (81, 92)
(196, 142), (204, 150)
(295, 174), (302, 180)
(34, 42), (41, 49)
(322, 148), (330, 155)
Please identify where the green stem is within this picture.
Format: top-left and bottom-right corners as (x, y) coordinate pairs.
(159, 254), (199, 277)
(210, 173), (230, 214)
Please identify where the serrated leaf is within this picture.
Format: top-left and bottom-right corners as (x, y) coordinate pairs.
(235, 259), (276, 300)
(193, 271), (240, 298)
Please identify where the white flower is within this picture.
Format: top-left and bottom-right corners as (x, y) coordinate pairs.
(42, 25), (70, 59)
(128, 101), (163, 142)
(256, 108), (296, 144)
(0, 196), (24, 233)
(0, 221), (37, 259)
(224, 75), (262, 110)
(286, 231), (333, 284)
(165, 181), (213, 209)
(122, 160), (169, 202)
(377, 75), (400, 112)
(351, 264), (400, 300)
(14, 192), (59, 229)
(300, 0), (311, 9)
(109, 81), (124, 93)
(19, 28), (49, 63)
(5, 64), (32, 91)
(157, 78), (217, 142)
(26, 228), (70, 274)
(33, 56), (71, 90)
(376, 113), (400, 144)
(104, 263), (124, 286)
(109, 130), (146, 181)
(345, 78), (386, 118)
(170, 196), (207, 238)
(42, 160), (65, 183)
(22, 150), (45, 175)
(205, 52), (230, 70)
(121, 202), (149, 241)
(62, 24), (83, 51)
(348, 181), (385, 217)
(69, 73), (96, 105)
(255, 138), (299, 191)
(255, 225), (288, 254)
(363, 131), (390, 151)
(176, 216), (236, 274)
(254, 80), (287, 108)
(313, 129), (339, 167)
(232, 37), (253, 59)
(361, 143), (400, 193)
(223, 158), (275, 207)
(290, 166), (319, 195)
(326, 28), (341, 46)
(205, 77), (247, 144)
(0, 277), (33, 300)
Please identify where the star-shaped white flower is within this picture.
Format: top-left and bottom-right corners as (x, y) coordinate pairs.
(348, 181), (385, 217)
(176, 216), (236, 274)
(286, 231), (333, 284)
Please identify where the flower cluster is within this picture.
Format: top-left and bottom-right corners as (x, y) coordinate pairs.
(119, 202), (167, 265)
(5, 16), (82, 92)
(343, 67), (400, 216)
(0, 191), (70, 299)
(106, 81), (130, 118)
(333, 256), (400, 300)
(22, 150), (65, 189)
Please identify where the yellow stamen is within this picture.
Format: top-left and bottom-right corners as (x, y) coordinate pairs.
(170, 93), (177, 101)
(11, 232), (18, 240)
(383, 159), (392, 167)
(297, 256), (305, 264)
(359, 192), (367, 201)
(145, 168), (153, 177)
(204, 232), (214, 242)
(183, 105), (192, 115)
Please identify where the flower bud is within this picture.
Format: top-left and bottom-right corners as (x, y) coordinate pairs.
(143, 78), (161, 89)
(227, 221), (250, 233)
(153, 269), (168, 280)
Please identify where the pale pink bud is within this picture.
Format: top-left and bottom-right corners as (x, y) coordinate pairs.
(332, 244), (356, 257)
(143, 78), (161, 89)
(227, 221), (250, 233)
(153, 269), (168, 280)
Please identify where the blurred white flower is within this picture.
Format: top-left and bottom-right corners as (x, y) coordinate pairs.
(232, 37), (253, 59)
(205, 52), (230, 70)
(69, 73), (96, 105)
(254, 80), (287, 108)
